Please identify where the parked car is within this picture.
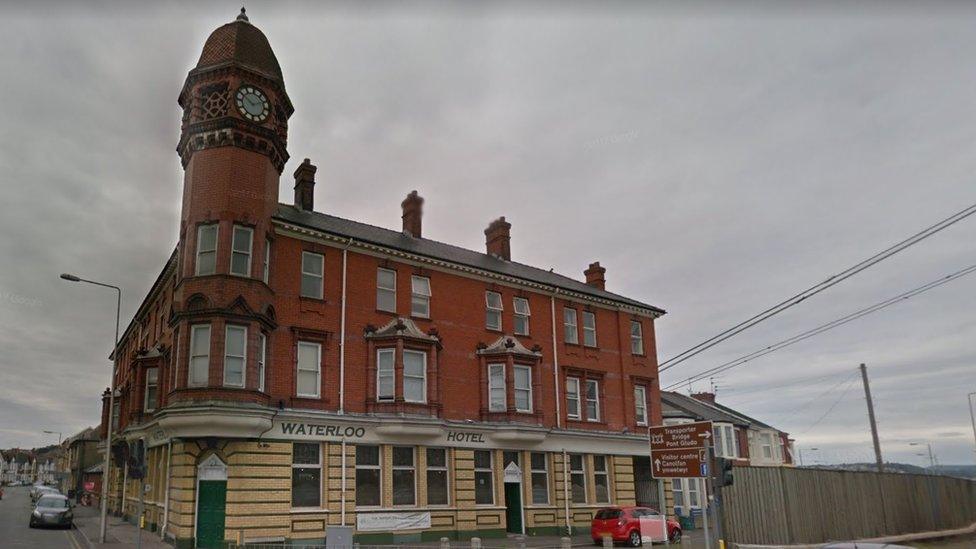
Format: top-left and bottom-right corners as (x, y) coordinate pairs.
(30, 485), (59, 504)
(591, 506), (682, 546)
(29, 493), (74, 529)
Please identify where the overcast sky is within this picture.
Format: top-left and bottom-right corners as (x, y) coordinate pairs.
(1, 1), (974, 466)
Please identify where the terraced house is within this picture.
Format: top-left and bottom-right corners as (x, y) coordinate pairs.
(101, 9), (667, 547)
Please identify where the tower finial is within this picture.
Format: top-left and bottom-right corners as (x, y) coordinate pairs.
(237, 6), (249, 22)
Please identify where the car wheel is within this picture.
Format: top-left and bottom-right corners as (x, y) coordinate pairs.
(628, 530), (641, 547)
(669, 529), (682, 543)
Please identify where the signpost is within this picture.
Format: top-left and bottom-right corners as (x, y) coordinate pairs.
(649, 421), (713, 549)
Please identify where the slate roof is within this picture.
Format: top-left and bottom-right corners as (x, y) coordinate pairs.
(274, 204), (665, 315)
(707, 400), (781, 432)
(661, 392), (749, 426)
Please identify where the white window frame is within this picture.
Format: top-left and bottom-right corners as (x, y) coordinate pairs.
(563, 308), (578, 344)
(195, 224), (218, 276)
(411, 276), (431, 318)
(355, 445), (382, 508)
(565, 377), (581, 420)
(188, 324), (211, 387)
(630, 320), (644, 355)
(593, 455), (611, 504)
(582, 311), (597, 347)
(585, 379), (600, 422)
(144, 367), (159, 412)
(513, 365), (532, 413)
(569, 453), (587, 504)
(230, 225), (253, 277)
(223, 325), (247, 388)
(485, 291), (503, 331)
(291, 442), (322, 509)
(426, 448), (450, 506)
(513, 297), (530, 336)
(473, 450), (494, 505)
(376, 268), (397, 313)
(257, 333), (267, 392)
(296, 341), (322, 398)
(530, 452), (549, 505)
(761, 432), (774, 460)
(403, 349), (427, 403)
(300, 251), (324, 299)
(263, 238), (271, 283)
(391, 446), (417, 506)
(634, 385), (648, 426)
(376, 348), (395, 401)
(488, 363), (506, 412)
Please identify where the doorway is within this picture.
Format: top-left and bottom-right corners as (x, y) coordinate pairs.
(504, 482), (523, 534)
(195, 454), (227, 548)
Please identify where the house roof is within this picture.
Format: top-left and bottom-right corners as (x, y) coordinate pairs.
(274, 204), (665, 316)
(661, 392), (749, 426)
(707, 400), (783, 433)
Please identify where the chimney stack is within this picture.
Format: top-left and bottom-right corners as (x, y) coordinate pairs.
(293, 158), (317, 211)
(485, 217), (512, 261)
(401, 190), (424, 238)
(584, 262), (606, 290)
(691, 392), (716, 405)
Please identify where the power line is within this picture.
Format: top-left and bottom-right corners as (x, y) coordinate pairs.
(664, 262), (976, 390)
(720, 370), (849, 398)
(658, 201), (976, 373)
(798, 375), (861, 435)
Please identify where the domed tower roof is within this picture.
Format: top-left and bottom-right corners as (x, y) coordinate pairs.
(195, 8), (283, 84)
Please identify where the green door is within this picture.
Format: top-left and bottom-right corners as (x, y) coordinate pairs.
(504, 483), (523, 534)
(196, 480), (227, 548)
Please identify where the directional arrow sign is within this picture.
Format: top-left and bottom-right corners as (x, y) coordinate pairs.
(650, 448), (705, 479)
(648, 421), (714, 452)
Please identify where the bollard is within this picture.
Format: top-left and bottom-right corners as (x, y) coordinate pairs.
(440, 537), (451, 549)
(603, 534), (613, 548)
(471, 536), (482, 549)
(644, 541), (653, 549)
(517, 534), (527, 549)
(560, 536), (572, 549)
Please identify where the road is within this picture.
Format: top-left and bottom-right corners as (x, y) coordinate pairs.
(0, 485), (89, 548)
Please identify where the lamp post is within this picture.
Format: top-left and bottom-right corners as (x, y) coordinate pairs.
(42, 430), (63, 489)
(60, 273), (121, 544)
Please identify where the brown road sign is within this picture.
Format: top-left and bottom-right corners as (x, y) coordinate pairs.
(649, 421), (713, 451)
(651, 448), (708, 479)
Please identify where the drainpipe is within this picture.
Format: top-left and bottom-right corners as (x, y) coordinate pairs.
(339, 238), (353, 414)
(562, 449), (571, 535)
(160, 441), (172, 540)
(550, 293), (562, 429)
(341, 440), (347, 526)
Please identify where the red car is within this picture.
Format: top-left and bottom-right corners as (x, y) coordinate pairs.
(591, 506), (682, 546)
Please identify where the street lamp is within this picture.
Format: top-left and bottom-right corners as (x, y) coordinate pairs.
(909, 442), (936, 469)
(60, 272), (121, 544)
(42, 430), (62, 445)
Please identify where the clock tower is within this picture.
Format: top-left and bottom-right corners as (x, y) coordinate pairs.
(171, 9), (292, 402)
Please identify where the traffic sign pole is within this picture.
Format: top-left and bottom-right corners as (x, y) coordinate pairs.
(701, 440), (711, 549)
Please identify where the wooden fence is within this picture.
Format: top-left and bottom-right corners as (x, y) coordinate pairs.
(719, 466), (976, 546)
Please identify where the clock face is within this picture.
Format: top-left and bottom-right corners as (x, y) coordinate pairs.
(235, 86), (270, 122)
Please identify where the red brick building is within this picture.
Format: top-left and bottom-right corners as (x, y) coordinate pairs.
(101, 9), (667, 547)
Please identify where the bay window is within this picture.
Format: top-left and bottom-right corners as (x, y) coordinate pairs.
(188, 324), (211, 387)
(376, 348), (395, 401)
(488, 364), (505, 412)
(565, 377), (580, 420)
(230, 225), (253, 277)
(223, 325), (246, 387)
(144, 368), (158, 412)
(195, 224), (217, 276)
(513, 365), (532, 412)
(257, 333), (267, 392)
(585, 379), (600, 422)
(403, 350), (427, 403)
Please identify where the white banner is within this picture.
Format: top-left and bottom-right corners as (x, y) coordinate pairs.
(356, 511), (432, 532)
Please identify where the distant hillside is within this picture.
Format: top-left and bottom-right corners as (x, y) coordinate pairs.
(804, 462), (976, 479)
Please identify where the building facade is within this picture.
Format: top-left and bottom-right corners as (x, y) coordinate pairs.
(100, 9), (667, 548)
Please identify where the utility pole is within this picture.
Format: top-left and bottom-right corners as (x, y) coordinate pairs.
(967, 392), (976, 464)
(859, 364), (884, 473)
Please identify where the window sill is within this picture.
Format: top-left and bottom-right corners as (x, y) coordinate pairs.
(290, 508), (328, 514)
(299, 296), (327, 304)
(375, 309), (398, 316)
(410, 314), (431, 322)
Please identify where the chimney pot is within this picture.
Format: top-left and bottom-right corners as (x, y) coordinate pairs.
(691, 392), (717, 405)
(584, 261), (606, 290)
(401, 190), (424, 238)
(293, 158), (317, 211)
(484, 216), (512, 260)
